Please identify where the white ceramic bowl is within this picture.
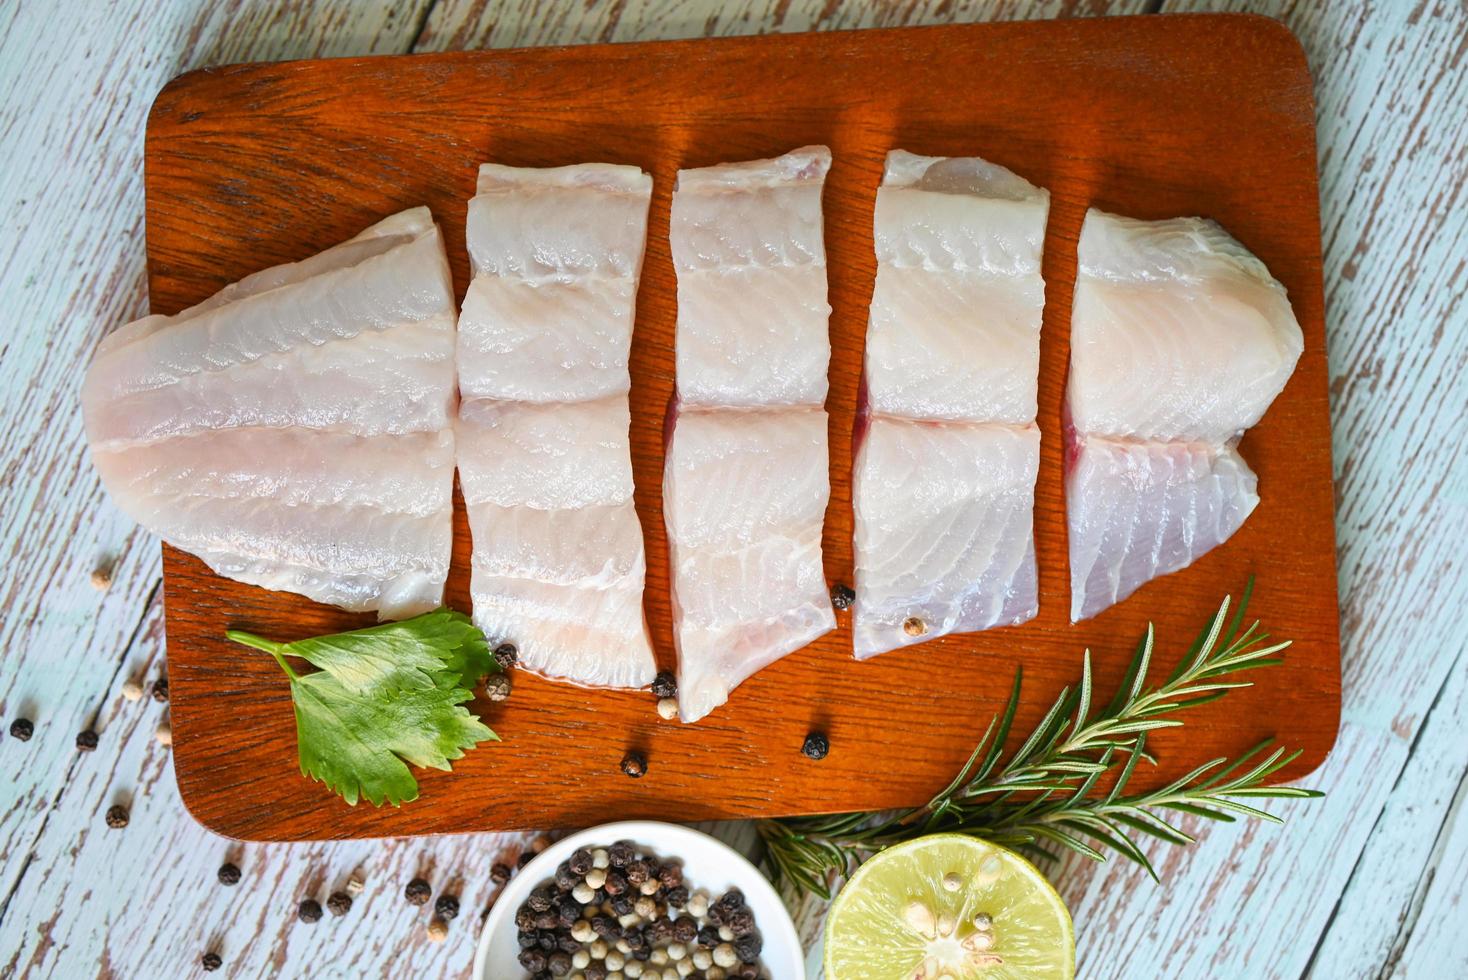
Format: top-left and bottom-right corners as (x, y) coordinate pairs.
(474, 821), (805, 980)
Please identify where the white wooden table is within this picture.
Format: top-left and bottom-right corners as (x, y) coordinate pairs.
(1, 1), (1464, 977)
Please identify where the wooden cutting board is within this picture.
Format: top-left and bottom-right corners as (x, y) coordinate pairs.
(148, 13), (1340, 842)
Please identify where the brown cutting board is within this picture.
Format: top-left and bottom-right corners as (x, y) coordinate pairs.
(148, 14), (1340, 841)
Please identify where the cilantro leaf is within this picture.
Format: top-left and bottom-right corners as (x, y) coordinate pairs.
(226, 608), (496, 695)
(291, 671), (496, 806)
(225, 608), (500, 807)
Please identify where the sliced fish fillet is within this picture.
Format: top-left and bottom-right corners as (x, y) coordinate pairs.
(666, 146), (836, 722)
(853, 151), (1048, 658)
(1066, 209), (1303, 620)
(82, 207), (457, 619)
(457, 163), (656, 688)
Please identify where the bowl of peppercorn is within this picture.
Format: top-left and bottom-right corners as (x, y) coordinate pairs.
(475, 820), (805, 980)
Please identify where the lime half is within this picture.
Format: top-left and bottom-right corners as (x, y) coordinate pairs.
(823, 834), (1075, 980)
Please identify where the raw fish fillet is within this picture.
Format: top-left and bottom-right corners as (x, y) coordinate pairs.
(1066, 209), (1303, 620)
(853, 151), (1049, 658)
(457, 163), (657, 689)
(665, 146), (836, 721)
(82, 207), (457, 619)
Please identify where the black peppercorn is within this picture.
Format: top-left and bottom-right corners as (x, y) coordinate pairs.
(556, 932), (579, 954)
(648, 917), (674, 944)
(517, 928), (539, 949)
(603, 869), (628, 896)
(218, 862), (241, 886)
(673, 915), (698, 944)
(201, 951), (222, 972)
(666, 884), (689, 908)
(547, 951), (572, 976)
(528, 884), (555, 911)
(624, 859), (649, 885)
(802, 731), (830, 760)
(518, 949), (547, 972)
(620, 751), (647, 778)
(585, 966), (607, 980)
(830, 582), (855, 610)
(517, 850), (536, 868)
(608, 840), (636, 867)
(553, 861), (576, 890)
(556, 898), (578, 926)
(493, 642), (519, 669)
(515, 906), (536, 930)
(697, 924), (721, 948)
(537, 930), (557, 951)
(104, 804), (129, 829)
(435, 894), (460, 921)
(651, 671), (677, 698)
(9, 718), (34, 741)
(76, 730), (98, 752)
(657, 863), (683, 889)
(533, 911), (559, 930)
(151, 678), (169, 703)
(327, 891), (352, 916)
(297, 898), (323, 923)
(727, 906), (756, 937)
(733, 931), (763, 962)
(492, 862), (513, 885)
(404, 878), (431, 905)
(591, 914), (619, 940)
(610, 893), (634, 916)
(568, 848), (593, 875)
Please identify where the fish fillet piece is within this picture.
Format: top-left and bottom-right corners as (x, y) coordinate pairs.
(853, 151), (1049, 658)
(666, 147), (836, 721)
(670, 146), (832, 407)
(664, 408), (834, 723)
(854, 419), (1040, 657)
(81, 207), (457, 618)
(457, 163), (656, 688)
(1066, 209), (1302, 620)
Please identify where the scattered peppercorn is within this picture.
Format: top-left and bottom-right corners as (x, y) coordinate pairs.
(902, 615), (927, 637)
(121, 679), (144, 701)
(484, 673), (512, 702)
(9, 718), (33, 741)
(297, 898), (323, 923)
(426, 916), (448, 943)
(491, 862), (513, 885)
(620, 750), (647, 778)
(201, 951), (222, 972)
(346, 874), (365, 897)
(76, 729), (98, 752)
(802, 731), (830, 760)
(104, 804), (129, 829)
(154, 719), (172, 747)
(217, 862), (241, 886)
(655, 697), (679, 721)
(435, 894), (460, 920)
(493, 642), (519, 669)
(650, 671), (676, 699)
(151, 678), (169, 703)
(517, 849), (536, 868)
(90, 565), (113, 591)
(404, 878), (431, 905)
(830, 582), (855, 610)
(327, 891), (352, 916)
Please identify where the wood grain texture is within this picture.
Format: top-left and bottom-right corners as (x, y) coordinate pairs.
(144, 14), (1340, 843)
(1, 0), (1463, 977)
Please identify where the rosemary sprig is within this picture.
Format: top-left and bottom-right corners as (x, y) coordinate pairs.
(759, 582), (1323, 899)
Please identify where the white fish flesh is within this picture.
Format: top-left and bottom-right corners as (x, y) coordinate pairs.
(853, 151), (1048, 658)
(1066, 209), (1303, 620)
(665, 146), (836, 722)
(82, 208), (458, 619)
(457, 164), (657, 689)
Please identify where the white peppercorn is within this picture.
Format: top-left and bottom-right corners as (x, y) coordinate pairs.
(687, 893), (709, 918)
(657, 698), (678, 720)
(624, 963), (644, 979)
(692, 949), (713, 970)
(634, 896), (657, 918)
(675, 961), (694, 978)
(649, 949), (669, 967)
(706, 968), (726, 980)
(712, 943), (738, 968)
(638, 878), (660, 896)
(572, 921), (596, 943)
(666, 942), (687, 961)
(573, 883), (596, 903)
(585, 868), (607, 889)
(718, 926), (734, 942)
(606, 951), (626, 971)
(618, 913), (640, 929)
(573, 950), (591, 969)
(590, 939), (609, 959)
(592, 848), (610, 870)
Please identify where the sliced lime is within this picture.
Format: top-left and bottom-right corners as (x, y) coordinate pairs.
(823, 834), (1075, 979)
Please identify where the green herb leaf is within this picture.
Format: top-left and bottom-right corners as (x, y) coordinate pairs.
(226, 608), (500, 807)
(759, 580), (1324, 897)
(227, 608), (495, 695)
(291, 670), (496, 806)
